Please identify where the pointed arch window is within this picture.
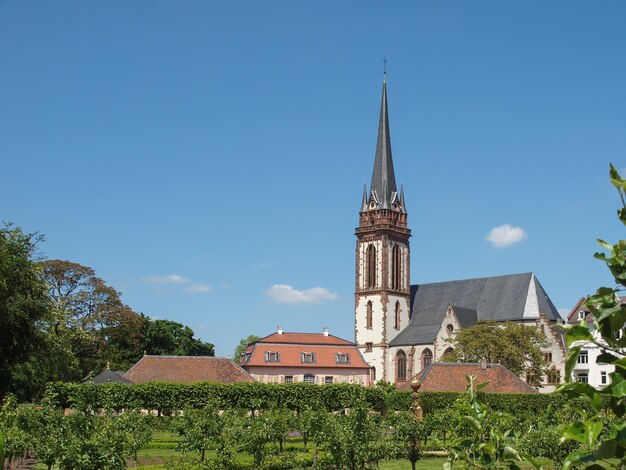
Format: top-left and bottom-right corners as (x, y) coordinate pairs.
(394, 301), (401, 330)
(421, 349), (433, 369)
(391, 244), (401, 290)
(366, 244), (377, 288)
(366, 301), (373, 329)
(396, 350), (407, 381)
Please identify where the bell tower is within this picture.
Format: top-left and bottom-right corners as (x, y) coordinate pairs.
(355, 77), (411, 383)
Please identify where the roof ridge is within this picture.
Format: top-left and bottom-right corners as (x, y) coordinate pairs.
(412, 272), (533, 287)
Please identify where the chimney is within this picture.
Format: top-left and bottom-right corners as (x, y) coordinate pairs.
(480, 357), (487, 370)
(323, 327), (329, 336)
(277, 325), (283, 335)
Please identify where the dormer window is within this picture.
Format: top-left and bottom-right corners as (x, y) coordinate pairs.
(336, 353), (350, 364)
(301, 352), (315, 364)
(264, 351), (280, 363)
(578, 310), (586, 320)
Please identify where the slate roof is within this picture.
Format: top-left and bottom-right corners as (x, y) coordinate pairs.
(361, 79), (403, 213)
(397, 362), (537, 394)
(391, 272), (560, 346)
(88, 369), (131, 384)
(123, 356), (254, 384)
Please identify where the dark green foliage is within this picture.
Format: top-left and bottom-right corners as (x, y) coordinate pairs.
(557, 164), (626, 468)
(145, 319), (214, 357)
(518, 426), (578, 467)
(0, 224), (51, 398)
(44, 381), (413, 413)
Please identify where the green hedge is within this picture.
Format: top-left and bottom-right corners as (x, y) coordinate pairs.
(43, 382), (412, 413)
(43, 381), (566, 419)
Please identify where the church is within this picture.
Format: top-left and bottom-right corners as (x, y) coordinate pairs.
(354, 78), (566, 392)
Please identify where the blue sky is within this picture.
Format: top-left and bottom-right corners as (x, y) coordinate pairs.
(1, 1), (625, 356)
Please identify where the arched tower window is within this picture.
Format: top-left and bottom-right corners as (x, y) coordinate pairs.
(422, 348), (433, 369)
(366, 301), (373, 329)
(391, 244), (401, 289)
(366, 244), (377, 288)
(396, 350), (407, 381)
(394, 301), (401, 330)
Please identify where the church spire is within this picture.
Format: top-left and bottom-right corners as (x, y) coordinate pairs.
(369, 79), (398, 210)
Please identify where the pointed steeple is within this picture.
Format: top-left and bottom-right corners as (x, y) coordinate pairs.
(369, 79), (398, 210)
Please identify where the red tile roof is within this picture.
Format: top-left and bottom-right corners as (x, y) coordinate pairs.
(123, 356), (254, 384)
(398, 362), (537, 394)
(242, 343), (370, 369)
(256, 332), (354, 345)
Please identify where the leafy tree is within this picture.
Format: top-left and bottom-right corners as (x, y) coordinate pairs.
(557, 165), (626, 469)
(32, 405), (64, 470)
(117, 411), (152, 463)
(444, 320), (548, 386)
(39, 259), (148, 374)
(444, 375), (530, 470)
(174, 405), (220, 462)
(0, 224), (51, 397)
(145, 319), (214, 356)
(389, 411), (424, 470)
(233, 335), (260, 363)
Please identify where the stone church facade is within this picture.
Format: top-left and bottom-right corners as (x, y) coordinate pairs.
(355, 79), (566, 392)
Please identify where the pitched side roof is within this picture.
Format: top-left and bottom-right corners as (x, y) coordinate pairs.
(397, 362), (537, 394)
(391, 272), (560, 346)
(257, 332), (354, 346)
(123, 356), (254, 384)
(242, 343), (370, 369)
(88, 369), (131, 384)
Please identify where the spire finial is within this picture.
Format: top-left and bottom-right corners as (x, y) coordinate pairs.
(383, 57), (388, 83)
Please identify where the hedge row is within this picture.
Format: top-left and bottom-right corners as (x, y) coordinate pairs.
(43, 381), (570, 419)
(43, 382), (412, 413)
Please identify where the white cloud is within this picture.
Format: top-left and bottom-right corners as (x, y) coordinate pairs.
(142, 273), (211, 294)
(485, 224), (528, 248)
(184, 283), (212, 293)
(142, 274), (189, 285)
(264, 284), (340, 305)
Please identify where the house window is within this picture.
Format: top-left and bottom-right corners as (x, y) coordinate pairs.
(366, 244), (377, 288)
(325, 376), (333, 385)
(264, 351), (280, 363)
(284, 376), (293, 383)
(544, 352), (553, 363)
(577, 350), (589, 364)
(576, 373), (588, 383)
(601, 371), (608, 385)
(446, 324), (454, 334)
(421, 349), (433, 369)
(394, 301), (401, 330)
(578, 310), (586, 320)
(303, 374), (315, 384)
(336, 353), (350, 364)
(391, 244), (401, 290)
(547, 367), (560, 385)
(366, 301), (373, 329)
(396, 350), (407, 381)
(365, 342), (373, 352)
(301, 352), (315, 364)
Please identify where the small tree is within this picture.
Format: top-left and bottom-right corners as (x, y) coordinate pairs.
(174, 405), (220, 462)
(558, 164), (626, 469)
(444, 320), (549, 386)
(444, 375), (530, 470)
(390, 412), (424, 470)
(117, 411), (152, 463)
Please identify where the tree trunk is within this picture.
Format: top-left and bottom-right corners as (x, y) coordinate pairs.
(201, 447), (205, 462)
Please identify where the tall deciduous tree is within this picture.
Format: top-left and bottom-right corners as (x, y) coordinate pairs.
(444, 320), (548, 386)
(39, 259), (149, 374)
(0, 224), (51, 397)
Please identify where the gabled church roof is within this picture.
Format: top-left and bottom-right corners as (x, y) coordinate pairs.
(390, 272), (560, 346)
